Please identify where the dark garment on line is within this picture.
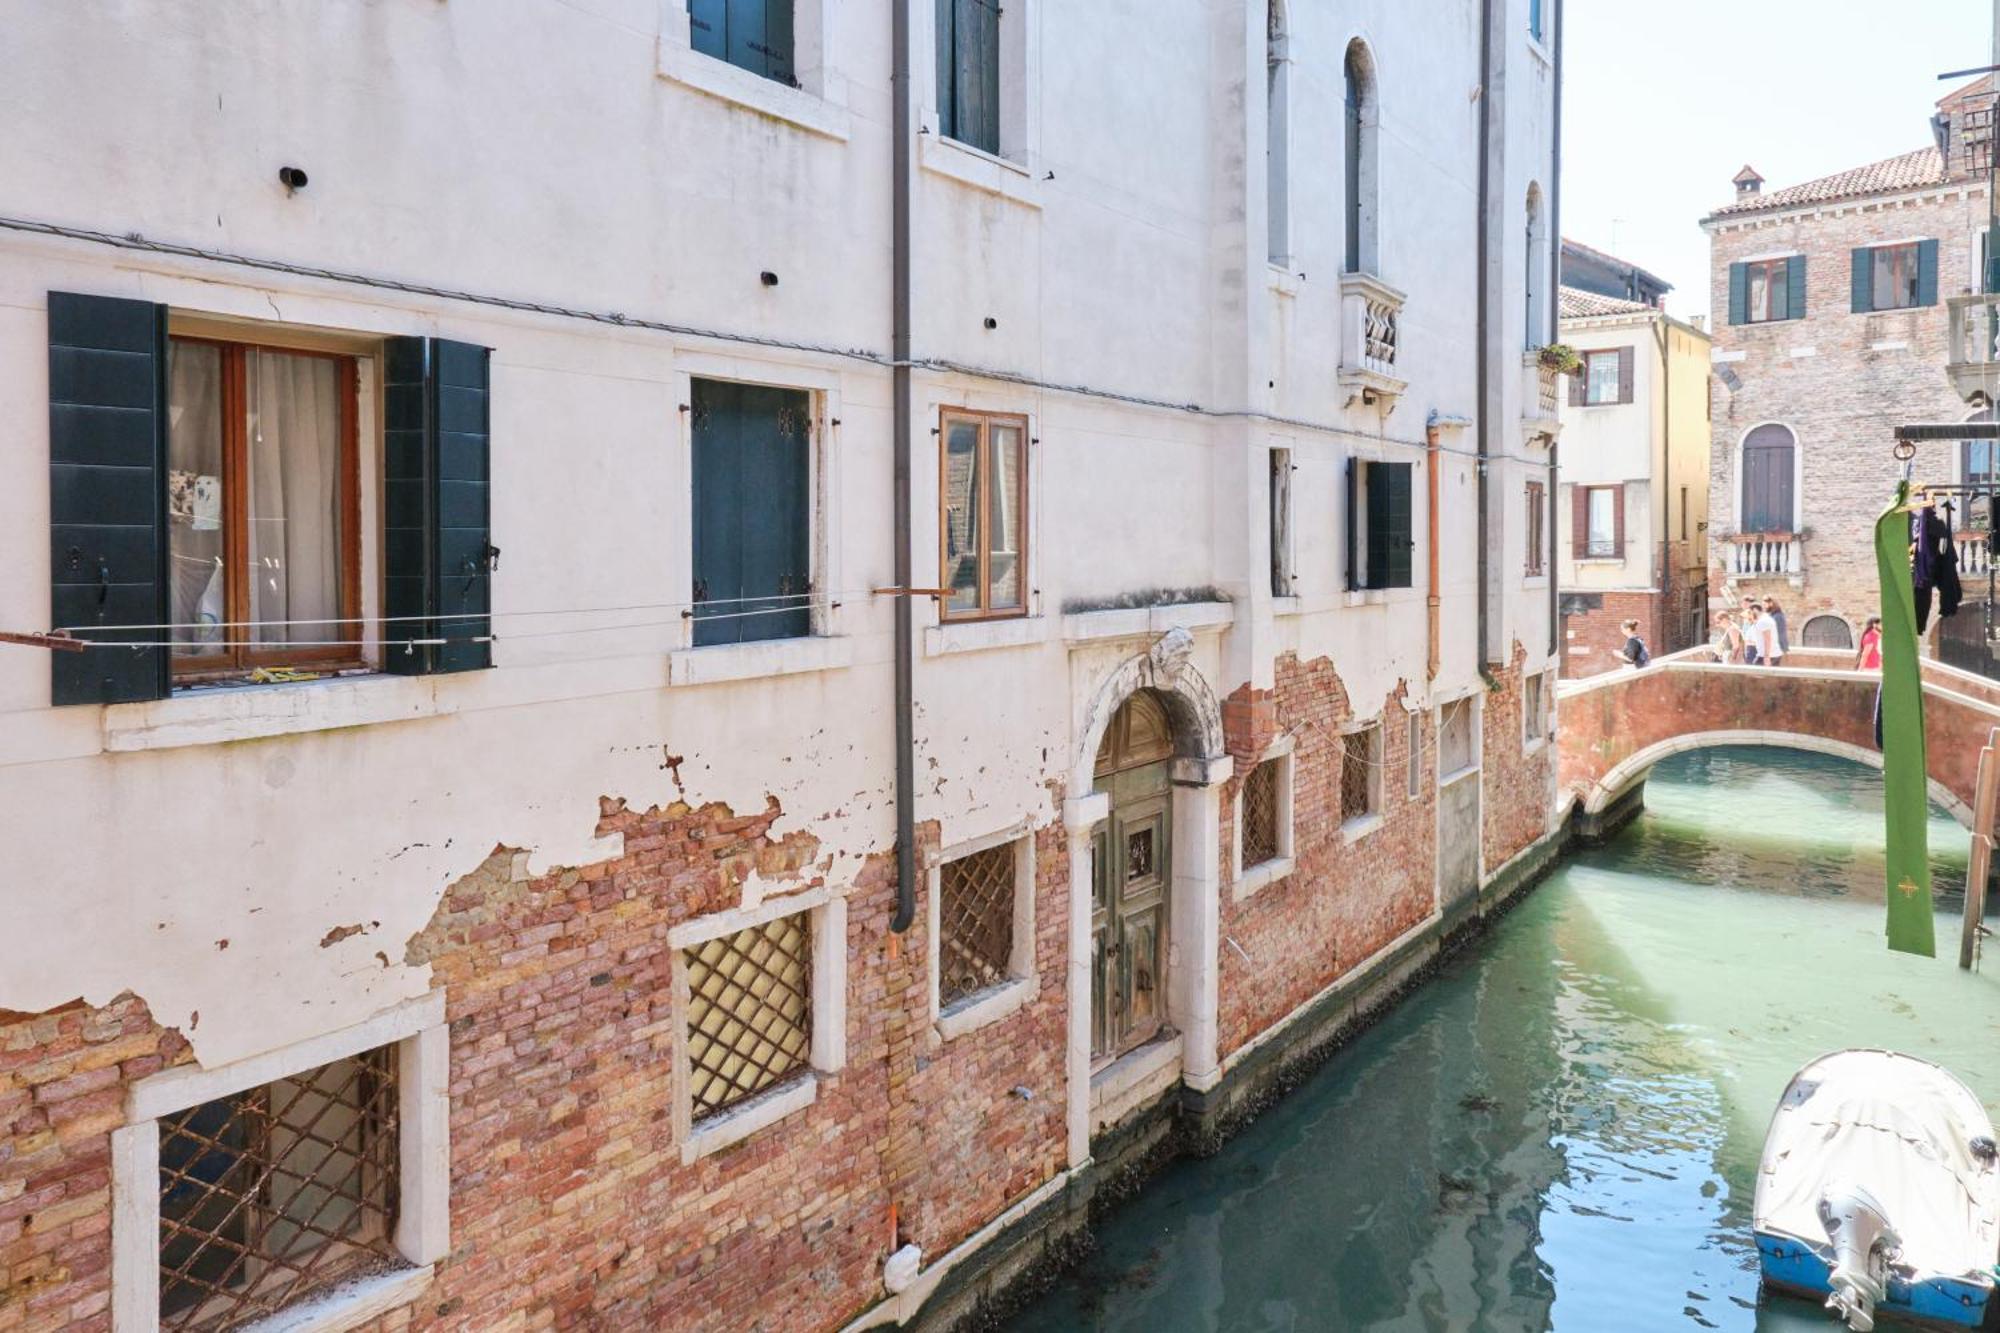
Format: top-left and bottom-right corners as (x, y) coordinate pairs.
(1913, 505), (1964, 632)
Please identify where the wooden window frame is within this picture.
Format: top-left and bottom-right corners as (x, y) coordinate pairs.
(168, 335), (364, 682)
(937, 407), (1030, 623)
(1525, 480), (1546, 576)
(1582, 485), (1621, 559)
(1744, 258), (1789, 324)
(1869, 242), (1922, 312)
(1581, 349), (1621, 405)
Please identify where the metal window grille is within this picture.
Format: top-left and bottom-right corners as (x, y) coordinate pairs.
(1342, 726), (1378, 820)
(157, 1048), (400, 1331)
(939, 842), (1018, 1008)
(686, 914), (812, 1121)
(1240, 760), (1282, 867)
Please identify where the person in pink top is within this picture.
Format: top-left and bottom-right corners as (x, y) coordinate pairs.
(1855, 616), (1882, 670)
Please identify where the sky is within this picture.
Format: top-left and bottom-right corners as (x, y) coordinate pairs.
(1562, 0), (1994, 323)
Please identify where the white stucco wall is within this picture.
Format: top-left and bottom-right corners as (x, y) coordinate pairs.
(0, 0), (1558, 1067)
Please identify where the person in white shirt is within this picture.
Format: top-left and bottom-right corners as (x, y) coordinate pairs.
(1753, 605), (1782, 666)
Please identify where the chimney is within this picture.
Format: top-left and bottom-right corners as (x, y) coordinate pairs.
(1732, 165), (1764, 199)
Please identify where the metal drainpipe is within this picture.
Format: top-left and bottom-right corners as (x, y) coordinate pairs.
(890, 0), (916, 934)
(1547, 0), (1564, 661)
(1475, 0), (1493, 673)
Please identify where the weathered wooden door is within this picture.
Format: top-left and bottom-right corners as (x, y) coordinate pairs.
(1092, 693), (1174, 1065)
(690, 379), (811, 646)
(1741, 425), (1795, 534)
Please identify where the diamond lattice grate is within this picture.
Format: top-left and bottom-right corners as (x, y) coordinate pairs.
(940, 843), (1016, 1007)
(687, 914), (813, 1121)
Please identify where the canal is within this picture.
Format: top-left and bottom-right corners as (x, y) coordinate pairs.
(1010, 747), (1993, 1331)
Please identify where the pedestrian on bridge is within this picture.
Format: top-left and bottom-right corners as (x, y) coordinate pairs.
(1750, 601), (1783, 667)
(1856, 616), (1883, 671)
(1713, 610), (1744, 664)
(1620, 619), (1651, 668)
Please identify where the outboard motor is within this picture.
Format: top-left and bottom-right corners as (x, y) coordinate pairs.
(1817, 1181), (1901, 1332)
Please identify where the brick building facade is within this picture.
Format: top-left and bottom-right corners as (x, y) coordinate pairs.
(1702, 80), (1998, 650)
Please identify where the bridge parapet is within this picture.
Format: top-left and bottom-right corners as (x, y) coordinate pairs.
(1556, 653), (2000, 828)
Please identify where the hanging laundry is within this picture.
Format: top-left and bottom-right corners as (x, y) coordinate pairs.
(1912, 504), (1963, 632)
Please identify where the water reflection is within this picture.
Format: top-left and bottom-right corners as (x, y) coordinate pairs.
(1009, 747), (1995, 1331)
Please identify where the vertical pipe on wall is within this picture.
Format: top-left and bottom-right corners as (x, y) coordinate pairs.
(891, 0), (917, 934)
(1428, 424), (1442, 681)
(1475, 0), (1494, 672)
(1548, 0), (1565, 660)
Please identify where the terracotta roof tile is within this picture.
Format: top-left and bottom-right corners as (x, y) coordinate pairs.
(1559, 286), (1654, 319)
(1706, 147), (1946, 220)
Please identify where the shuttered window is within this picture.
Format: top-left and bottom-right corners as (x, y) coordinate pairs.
(1525, 481), (1546, 576)
(1729, 256), (1805, 324)
(939, 408), (1028, 620)
(1851, 240), (1937, 313)
(1741, 424), (1796, 534)
(692, 378), (813, 646)
(1572, 484), (1622, 559)
(689, 0), (796, 85)
(1345, 459), (1414, 591)
(46, 295), (491, 705)
(936, 0), (1000, 155)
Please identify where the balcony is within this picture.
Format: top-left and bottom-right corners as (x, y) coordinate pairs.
(1337, 272), (1407, 413)
(1522, 352), (1562, 440)
(1721, 532), (1803, 584)
(1947, 293), (2000, 404)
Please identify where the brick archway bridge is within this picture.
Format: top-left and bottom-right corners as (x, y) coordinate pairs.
(1557, 647), (2000, 831)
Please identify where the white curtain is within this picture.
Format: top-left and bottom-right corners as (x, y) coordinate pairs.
(167, 342), (226, 654)
(246, 351), (342, 646)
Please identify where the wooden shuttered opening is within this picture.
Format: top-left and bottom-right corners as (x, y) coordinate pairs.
(1571, 484), (1588, 559)
(689, 0), (796, 84)
(1616, 346), (1635, 404)
(1727, 263), (1748, 326)
(1344, 457), (1359, 591)
(690, 379), (812, 647)
(1851, 247), (1873, 313)
(1568, 360), (1587, 407)
(1918, 238), (1940, 307)
(1364, 461), (1413, 590)
(383, 336), (494, 676)
(937, 0), (1000, 154)
(48, 292), (171, 706)
(1786, 254), (1807, 319)
(1611, 485), (1625, 552)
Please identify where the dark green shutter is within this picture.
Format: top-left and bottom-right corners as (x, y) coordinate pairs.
(1918, 238), (1939, 307)
(691, 380), (811, 647)
(939, 0), (999, 154)
(690, 0), (793, 83)
(1985, 227), (2000, 294)
(1727, 263), (1748, 325)
(383, 337), (493, 676)
(1786, 254), (1807, 320)
(1368, 462), (1413, 590)
(1344, 458), (1360, 591)
(47, 292), (170, 706)
(1851, 247), (1873, 314)
(689, 0), (727, 61)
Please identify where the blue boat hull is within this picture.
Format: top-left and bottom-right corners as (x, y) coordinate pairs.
(1758, 1231), (1996, 1329)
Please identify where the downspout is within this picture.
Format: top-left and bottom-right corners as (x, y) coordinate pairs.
(890, 0), (916, 934)
(1547, 0), (1564, 661)
(1653, 314), (1670, 650)
(1475, 0), (1493, 675)
(1428, 423), (1442, 680)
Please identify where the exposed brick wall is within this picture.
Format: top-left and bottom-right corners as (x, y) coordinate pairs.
(1482, 646), (1556, 872)
(1706, 182), (1985, 629)
(1215, 654), (1436, 1060)
(1562, 588), (1664, 679)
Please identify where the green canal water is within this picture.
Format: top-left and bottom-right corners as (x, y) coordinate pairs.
(1010, 747), (2000, 1332)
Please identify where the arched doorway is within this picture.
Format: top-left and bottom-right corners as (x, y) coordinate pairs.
(1092, 690), (1174, 1065)
(1741, 424), (1796, 534)
(1800, 614), (1853, 649)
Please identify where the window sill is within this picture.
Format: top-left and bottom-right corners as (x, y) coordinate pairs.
(103, 672), (439, 753)
(667, 635), (855, 687)
(1063, 601), (1234, 643)
(1271, 595), (1304, 618)
(1340, 814), (1385, 846)
(1233, 855), (1296, 903)
(936, 975), (1037, 1041)
(656, 43), (851, 141)
(1523, 574), (1549, 589)
(682, 1075), (818, 1164)
(1573, 557), (1625, 566)
(919, 133), (1042, 209)
(1342, 587), (1421, 608)
(1267, 264), (1303, 298)
(1089, 1033), (1181, 1136)
(1523, 736), (1549, 757)
(239, 1263), (433, 1333)
(924, 616), (1049, 658)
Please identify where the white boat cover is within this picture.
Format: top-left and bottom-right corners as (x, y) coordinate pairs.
(1756, 1050), (2000, 1279)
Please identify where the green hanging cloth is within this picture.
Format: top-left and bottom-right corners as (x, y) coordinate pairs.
(1876, 482), (1937, 957)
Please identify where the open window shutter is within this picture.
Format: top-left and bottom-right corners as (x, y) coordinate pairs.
(1567, 361), (1586, 407)
(1611, 485), (1625, 553)
(935, 0), (956, 136)
(1850, 248), (1872, 314)
(1985, 227), (2000, 294)
(723, 0), (767, 78)
(1727, 263), (1748, 325)
(1918, 238), (1940, 307)
(1571, 485), (1588, 558)
(689, 0), (727, 60)
(383, 336), (494, 676)
(1786, 254), (1807, 320)
(1344, 458), (1360, 591)
(1373, 462), (1413, 589)
(1617, 347), (1635, 404)
(953, 0), (999, 154)
(47, 292), (170, 706)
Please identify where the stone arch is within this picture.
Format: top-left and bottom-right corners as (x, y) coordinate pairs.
(1071, 628), (1226, 798)
(1800, 614), (1854, 649)
(1580, 730), (1973, 830)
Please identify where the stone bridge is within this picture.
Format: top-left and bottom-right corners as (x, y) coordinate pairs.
(1557, 647), (2000, 830)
